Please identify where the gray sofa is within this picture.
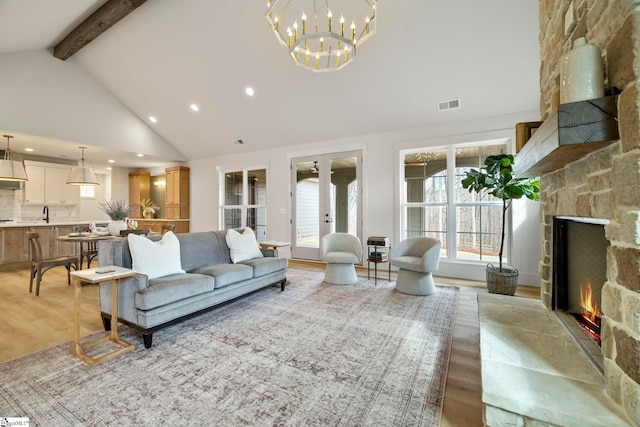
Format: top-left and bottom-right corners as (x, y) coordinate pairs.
(97, 230), (287, 348)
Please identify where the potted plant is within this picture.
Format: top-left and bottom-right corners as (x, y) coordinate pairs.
(141, 198), (160, 219)
(98, 199), (134, 236)
(461, 154), (540, 295)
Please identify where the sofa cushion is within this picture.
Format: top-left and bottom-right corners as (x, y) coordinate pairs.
(389, 256), (424, 272)
(240, 257), (288, 278)
(135, 273), (215, 310)
(225, 228), (264, 263)
(177, 232), (230, 272)
(324, 251), (360, 264)
(192, 263), (253, 289)
(128, 231), (185, 280)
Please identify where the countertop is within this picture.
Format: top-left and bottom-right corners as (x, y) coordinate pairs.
(0, 220), (106, 228)
(0, 218), (191, 227)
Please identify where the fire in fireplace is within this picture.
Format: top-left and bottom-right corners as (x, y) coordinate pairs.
(573, 281), (602, 344)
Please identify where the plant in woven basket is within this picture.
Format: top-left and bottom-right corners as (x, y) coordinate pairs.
(461, 154), (540, 273)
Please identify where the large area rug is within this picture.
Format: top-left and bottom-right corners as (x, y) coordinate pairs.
(0, 268), (459, 426)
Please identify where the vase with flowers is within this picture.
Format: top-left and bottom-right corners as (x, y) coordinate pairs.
(98, 199), (134, 236)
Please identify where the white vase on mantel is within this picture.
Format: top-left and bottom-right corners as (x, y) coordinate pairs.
(560, 37), (604, 103)
(107, 220), (127, 236)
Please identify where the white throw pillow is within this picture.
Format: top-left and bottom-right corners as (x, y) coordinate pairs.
(127, 231), (185, 279)
(225, 228), (264, 263)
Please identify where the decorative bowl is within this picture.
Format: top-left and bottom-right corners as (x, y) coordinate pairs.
(94, 230), (110, 236)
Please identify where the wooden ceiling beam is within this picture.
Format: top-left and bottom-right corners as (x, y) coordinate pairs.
(54, 0), (147, 61)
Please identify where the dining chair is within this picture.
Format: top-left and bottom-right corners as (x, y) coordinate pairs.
(27, 231), (80, 296)
(161, 224), (176, 234)
(75, 225), (98, 269)
(119, 228), (151, 237)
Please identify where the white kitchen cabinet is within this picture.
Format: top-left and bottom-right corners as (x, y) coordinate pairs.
(23, 162), (79, 205)
(45, 167), (79, 204)
(23, 165), (45, 204)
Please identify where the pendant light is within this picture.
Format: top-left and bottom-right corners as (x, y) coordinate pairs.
(0, 135), (28, 182)
(66, 146), (100, 186)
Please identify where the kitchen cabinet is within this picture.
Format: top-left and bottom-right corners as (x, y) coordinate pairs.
(1, 227), (29, 264)
(23, 165), (45, 204)
(135, 219), (190, 234)
(30, 225), (77, 259)
(129, 172), (150, 218)
(0, 223), (82, 271)
(165, 166), (189, 219)
(23, 163), (79, 205)
(45, 167), (80, 205)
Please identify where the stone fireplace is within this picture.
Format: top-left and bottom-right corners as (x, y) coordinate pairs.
(538, 1), (640, 424)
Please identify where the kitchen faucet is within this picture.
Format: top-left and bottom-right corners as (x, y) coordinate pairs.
(43, 205), (49, 223)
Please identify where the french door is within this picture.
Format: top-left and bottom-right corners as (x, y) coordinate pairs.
(291, 151), (362, 261)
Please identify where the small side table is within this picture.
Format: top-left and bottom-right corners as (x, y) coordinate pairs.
(70, 266), (137, 366)
(259, 241), (291, 257)
(367, 242), (391, 285)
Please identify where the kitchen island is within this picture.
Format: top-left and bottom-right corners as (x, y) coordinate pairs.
(0, 220), (107, 271)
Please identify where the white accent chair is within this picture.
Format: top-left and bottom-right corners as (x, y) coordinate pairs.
(320, 233), (363, 285)
(389, 237), (441, 295)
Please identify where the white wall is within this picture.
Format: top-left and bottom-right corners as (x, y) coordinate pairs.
(189, 110), (542, 285)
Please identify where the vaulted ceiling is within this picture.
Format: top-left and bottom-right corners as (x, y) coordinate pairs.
(0, 0), (540, 168)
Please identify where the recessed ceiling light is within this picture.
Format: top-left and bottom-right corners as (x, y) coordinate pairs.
(108, 159), (115, 163)
(149, 116), (158, 123)
(234, 139), (245, 145)
(245, 87), (254, 96)
(137, 153), (144, 157)
(24, 148), (34, 152)
(190, 103), (199, 112)
(106, 167), (112, 171)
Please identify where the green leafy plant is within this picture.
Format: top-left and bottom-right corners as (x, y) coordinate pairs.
(461, 154), (540, 271)
(98, 199), (134, 220)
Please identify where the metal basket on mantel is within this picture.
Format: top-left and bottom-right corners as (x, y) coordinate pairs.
(486, 263), (519, 296)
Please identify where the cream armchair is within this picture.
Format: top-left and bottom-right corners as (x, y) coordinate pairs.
(320, 233), (363, 285)
(389, 237), (441, 295)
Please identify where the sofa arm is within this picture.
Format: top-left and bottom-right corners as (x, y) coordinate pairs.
(98, 238), (132, 268)
(99, 274), (148, 325)
(260, 248), (277, 257)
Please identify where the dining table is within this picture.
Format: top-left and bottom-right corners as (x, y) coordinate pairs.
(57, 232), (120, 268)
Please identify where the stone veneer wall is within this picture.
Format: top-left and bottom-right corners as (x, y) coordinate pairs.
(538, 0), (640, 423)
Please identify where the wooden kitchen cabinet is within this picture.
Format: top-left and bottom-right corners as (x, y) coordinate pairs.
(55, 225), (76, 257)
(0, 224), (82, 271)
(165, 166), (189, 219)
(31, 225), (77, 259)
(129, 172), (150, 218)
(1, 227), (29, 264)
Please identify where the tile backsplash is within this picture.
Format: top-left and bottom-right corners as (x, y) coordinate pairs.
(0, 189), (77, 221)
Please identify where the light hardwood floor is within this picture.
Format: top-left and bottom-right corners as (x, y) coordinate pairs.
(0, 262), (539, 426)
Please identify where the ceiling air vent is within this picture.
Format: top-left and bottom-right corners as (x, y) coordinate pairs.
(437, 99), (461, 112)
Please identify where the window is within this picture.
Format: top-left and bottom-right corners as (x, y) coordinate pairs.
(220, 168), (267, 241)
(401, 143), (507, 263)
(80, 185), (95, 198)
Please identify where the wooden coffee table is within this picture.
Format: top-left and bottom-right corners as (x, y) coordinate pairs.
(70, 266), (137, 365)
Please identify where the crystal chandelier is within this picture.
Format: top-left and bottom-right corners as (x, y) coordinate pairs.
(265, 0), (377, 72)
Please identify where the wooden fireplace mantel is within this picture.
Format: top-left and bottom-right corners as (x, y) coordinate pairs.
(514, 95), (619, 178)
